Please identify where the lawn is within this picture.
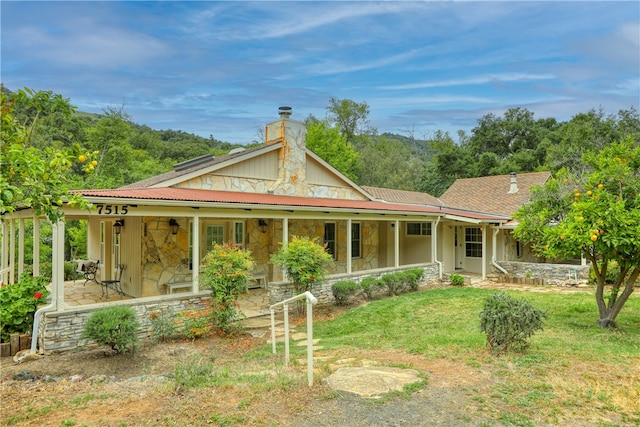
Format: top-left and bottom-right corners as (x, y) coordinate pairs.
(2, 286), (638, 426)
(309, 287), (640, 426)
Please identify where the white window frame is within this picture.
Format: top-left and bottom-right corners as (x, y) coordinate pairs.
(465, 227), (482, 258)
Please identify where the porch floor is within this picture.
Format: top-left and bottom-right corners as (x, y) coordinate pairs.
(55, 279), (271, 319)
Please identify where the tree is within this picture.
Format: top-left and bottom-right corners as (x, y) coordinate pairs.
(513, 139), (640, 328)
(326, 97), (371, 144)
(1, 88), (94, 223)
(305, 121), (359, 182)
(270, 236), (333, 295)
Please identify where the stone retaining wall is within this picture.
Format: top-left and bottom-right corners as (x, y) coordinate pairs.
(496, 261), (590, 285)
(37, 293), (211, 354)
(268, 264), (440, 305)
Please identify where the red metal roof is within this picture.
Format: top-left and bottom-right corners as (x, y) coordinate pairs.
(73, 187), (506, 221)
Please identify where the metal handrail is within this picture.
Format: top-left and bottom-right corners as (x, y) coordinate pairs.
(269, 291), (318, 386)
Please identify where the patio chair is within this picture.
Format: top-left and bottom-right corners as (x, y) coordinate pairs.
(101, 264), (125, 298)
(77, 260), (100, 286)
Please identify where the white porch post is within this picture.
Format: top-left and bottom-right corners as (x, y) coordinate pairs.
(18, 219), (25, 275)
(9, 219), (16, 283)
(52, 220), (65, 310)
(1, 220), (8, 283)
(192, 216), (200, 292)
(32, 219), (40, 277)
(282, 218), (289, 281)
(481, 224), (487, 280)
(394, 220), (400, 268)
(346, 219), (352, 275)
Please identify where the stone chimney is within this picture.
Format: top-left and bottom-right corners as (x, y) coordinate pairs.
(265, 107), (309, 196)
(508, 172), (519, 194)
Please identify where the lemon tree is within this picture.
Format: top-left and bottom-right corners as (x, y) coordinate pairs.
(514, 138), (640, 328)
(1, 88), (95, 222)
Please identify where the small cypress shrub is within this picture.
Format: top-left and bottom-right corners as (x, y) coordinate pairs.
(404, 268), (424, 292)
(479, 292), (547, 354)
(381, 272), (402, 296)
(359, 277), (381, 300)
(332, 280), (360, 305)
(82, 306), (140, 354)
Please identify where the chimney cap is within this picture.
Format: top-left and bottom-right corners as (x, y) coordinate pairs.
(278, 106), (292, 118)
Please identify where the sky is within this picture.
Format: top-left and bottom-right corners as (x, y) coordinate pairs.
(2, 1), (639, 145)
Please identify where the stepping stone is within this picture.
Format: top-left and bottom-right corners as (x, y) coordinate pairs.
(327, 366), (422, 399)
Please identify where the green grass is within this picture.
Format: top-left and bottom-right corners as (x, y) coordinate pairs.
(313, 287), (640, 360)
(307, 287), (640, 425)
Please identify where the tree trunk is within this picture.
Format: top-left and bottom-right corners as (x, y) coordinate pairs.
(595, 267), (639, 329)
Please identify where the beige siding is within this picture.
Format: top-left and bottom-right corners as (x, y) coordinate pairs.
(215, 150), (279, 180)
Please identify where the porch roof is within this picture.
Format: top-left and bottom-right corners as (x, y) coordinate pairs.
(72, 187), (507, 222)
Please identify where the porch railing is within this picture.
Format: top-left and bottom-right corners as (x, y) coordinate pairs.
(269, 291), (318, 387)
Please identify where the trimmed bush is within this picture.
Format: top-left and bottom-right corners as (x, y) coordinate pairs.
(82, 306), (140, 354)
(381, 272), (403, 296)
(332, 280), (360, 305)
(402, 268), (424, 292)
(479, 292), (547, 353)
(359, 277), (382, 300)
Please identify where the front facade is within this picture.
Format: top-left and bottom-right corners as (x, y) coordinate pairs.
(2, 109), (586, 353)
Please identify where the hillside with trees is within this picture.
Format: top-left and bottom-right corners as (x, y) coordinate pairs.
(3, 85), (639, 196)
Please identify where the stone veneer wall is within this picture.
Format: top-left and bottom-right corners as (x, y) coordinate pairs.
(268, 263), (440, 305)
(37, 292), (211, 354)
(496, 261), (590, 284)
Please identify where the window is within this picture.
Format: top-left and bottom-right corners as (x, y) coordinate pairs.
(465, 227), (482, 258)
(351, 222), (361, 258)
(516, 240), (522, 258)
(324, 222), (336, 260)
(406, 222), (432, 236)
(233, 221), (245, 248)
(206, 224), (224, 252)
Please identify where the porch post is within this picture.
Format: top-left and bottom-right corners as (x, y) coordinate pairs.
(481, 224), (487, 280)
(52, 220), (65, 310)
(282, 218), (289, 281)
(1, 220), (8, 284)
(346, 219), (352, 274)
(18, 219), (25, 275)
(192, 216), (200, 292)
(394, 220), (400, 268)
(32, 219), (40, 277)
(9, 219), (16, 283)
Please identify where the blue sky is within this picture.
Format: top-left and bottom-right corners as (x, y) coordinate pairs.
(2, 1), (638, 145)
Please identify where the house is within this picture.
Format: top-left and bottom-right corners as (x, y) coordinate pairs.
(0, 108), (586, 353)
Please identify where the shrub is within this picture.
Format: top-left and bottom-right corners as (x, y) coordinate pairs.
(181, 310), (213, 340)
(404, 268), (424, 291)
(359, 277), (382, 300)
(173, 354), (217, 391)
(149, 309), (177, 343)
(64, 261), (77, 281)
(479, 292), (547, 353)
(381, 272), (403, 296)
(270, 236), (333, 294)
(0, 273), (50, 342)
(450, 273), (465, 287)
(82, 306), (140, 354)
(332, 280), (360, 305)
(200, 242), (255, 335)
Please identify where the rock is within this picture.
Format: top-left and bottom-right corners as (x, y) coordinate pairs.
(327, 366), (422, 398)
(12, 370), (35, 381)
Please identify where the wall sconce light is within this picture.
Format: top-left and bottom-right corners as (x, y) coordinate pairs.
(258, 219), (268, 233)
(169, 218), (179, 235)
(113, 219), (124, 235)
